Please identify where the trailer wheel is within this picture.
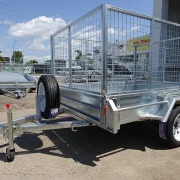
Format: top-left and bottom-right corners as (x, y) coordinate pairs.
(37, 75), (60, 119)
(6, 147), (15, 162)
(0, 89), (4, 95)
(167, 106), (180, 148)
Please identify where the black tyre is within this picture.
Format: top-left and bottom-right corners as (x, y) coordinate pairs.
(50, 75), (60, 108)
(167, 106), (180, 148)
(6, 148), (15, 162)
(37, 75), (60, 119)
(0, 89), (4, 95)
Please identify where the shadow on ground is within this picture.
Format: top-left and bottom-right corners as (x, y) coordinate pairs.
(0, 121), (169, 166)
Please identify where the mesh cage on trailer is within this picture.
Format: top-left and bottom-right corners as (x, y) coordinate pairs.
(106, 5), (180, 94)
(51, 4), (180, 95)
(51, 6), (102, 92)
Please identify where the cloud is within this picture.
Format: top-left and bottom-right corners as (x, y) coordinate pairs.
(108, 28), (126, 36)
(8, 16), (66, 51)
(9, 16), (65, 37)
(108, 26), (140, 36)
(28, 38), (47, 50)
(131, 26), (140, 31)
(0, 20), (12, 25)
(73, 25), (101, 41)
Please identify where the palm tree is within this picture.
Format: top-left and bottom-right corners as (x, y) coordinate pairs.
(0, 51), (6, 62)
(27, 59), (38, 65)
(75, 50), (83, 61)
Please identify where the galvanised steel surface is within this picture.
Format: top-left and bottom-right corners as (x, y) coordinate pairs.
(0, 70), (37, 90)
(52, 4), (180, 133)
(0, 71), (28, 82)
(0, 96), (90, 161)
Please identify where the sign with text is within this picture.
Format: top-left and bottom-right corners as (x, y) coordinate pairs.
(126, 36), (150, 52)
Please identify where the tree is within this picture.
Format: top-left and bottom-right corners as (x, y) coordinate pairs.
(26, 59), (38, 65)
(0, 51), (6, 62)
(75, 50), (82, 61)
(11, 50), (24, 64)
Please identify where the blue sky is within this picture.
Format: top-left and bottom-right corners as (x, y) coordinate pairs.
(0, 0), (153, 63)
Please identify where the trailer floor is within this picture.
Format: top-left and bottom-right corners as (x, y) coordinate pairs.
(0, 94), (180, 180)
(70, 81), (180, 93)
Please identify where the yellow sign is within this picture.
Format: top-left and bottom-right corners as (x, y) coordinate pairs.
(126, 36), (150, 52)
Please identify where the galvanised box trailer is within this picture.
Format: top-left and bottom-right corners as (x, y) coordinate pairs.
(0, 4), (180, 161)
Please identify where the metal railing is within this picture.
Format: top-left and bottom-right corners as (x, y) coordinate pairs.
(0, 63), (52, 74)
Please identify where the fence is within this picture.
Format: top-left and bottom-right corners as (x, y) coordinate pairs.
(0, 63), (52, 75)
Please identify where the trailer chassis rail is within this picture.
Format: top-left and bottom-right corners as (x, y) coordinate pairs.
(0, 88), (31, 99)
(0, 98), (91, 162)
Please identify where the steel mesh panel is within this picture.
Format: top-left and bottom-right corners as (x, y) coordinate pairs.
(51, 5), (180, 94)
(52, 28), (69, 85)
(70, 9), (102, 92)
(106, 7), (180, 94)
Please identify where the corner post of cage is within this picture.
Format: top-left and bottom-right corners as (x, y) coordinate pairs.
(179, 71), (180, 91)
(101, 4), (108, 95)
(100, 4), (108, 127)
(68, 25), (72, 88)
(163, 41), (166, 82)
(149, 19), (154, 90)
(134, 45), (137, 80)
(50, 35), (55, 76)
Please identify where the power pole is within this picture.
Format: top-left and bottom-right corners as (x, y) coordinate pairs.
(13, 40), (17, 65)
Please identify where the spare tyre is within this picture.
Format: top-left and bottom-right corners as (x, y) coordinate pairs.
(37, 75), (60, 119)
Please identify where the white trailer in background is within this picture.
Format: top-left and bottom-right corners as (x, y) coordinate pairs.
(0, 69), (37, 98)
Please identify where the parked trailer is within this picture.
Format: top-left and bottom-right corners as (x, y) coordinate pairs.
(0, 69), (37, 98)
(0, 4), (180, 161)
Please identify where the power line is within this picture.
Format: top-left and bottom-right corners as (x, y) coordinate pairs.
(0, 10), (32, 20)
(0, 6), (37, 18)
(0, 2), (40, 16)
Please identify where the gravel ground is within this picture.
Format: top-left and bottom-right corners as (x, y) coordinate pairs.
(0, 92), (36, 112)
(0, 92), (180, 180)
